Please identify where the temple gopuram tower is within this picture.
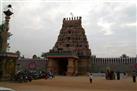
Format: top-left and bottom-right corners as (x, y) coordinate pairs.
(46, 16), (91, 76)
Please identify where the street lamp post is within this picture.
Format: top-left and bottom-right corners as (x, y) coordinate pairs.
(0, 4), (18, 81)
(1, 4), (13, 52)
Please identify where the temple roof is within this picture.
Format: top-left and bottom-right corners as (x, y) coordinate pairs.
(46, 53), (78, 59)
(62, 16), (82, 27)
(0, 52), (18, 58)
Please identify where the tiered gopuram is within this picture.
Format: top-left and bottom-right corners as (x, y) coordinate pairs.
(46, 17), (91, 76)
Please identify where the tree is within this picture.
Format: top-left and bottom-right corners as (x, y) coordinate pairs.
(41, 52), (47, 58)
(32, 55), (37, 59)
(121, 54), (128, 58)
(16, 50), (21, 57)
(0, 24), (4, 52)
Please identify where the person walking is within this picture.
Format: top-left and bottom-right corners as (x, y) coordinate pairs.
(88, 73), (93, 84)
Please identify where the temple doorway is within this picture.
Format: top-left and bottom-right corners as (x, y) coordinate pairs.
(57, 58), (68, 75)
(47, 55), (79, 76)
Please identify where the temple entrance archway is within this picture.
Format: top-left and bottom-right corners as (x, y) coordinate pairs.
(47, 55), (78, 76)
(57, 58), (68, 75)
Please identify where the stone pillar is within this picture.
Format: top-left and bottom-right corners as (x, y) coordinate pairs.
(1, 31), (9, 52)
(67, 58), (73, 75)
(1, 59), (6, 80)
(67, 58), (78, 76)
(78, 58), (90, 75)
(74, 59), (78, 75)
(1, 58), (10, 80)
(47, 59), (54, 72)
(2, 5), (13, 52)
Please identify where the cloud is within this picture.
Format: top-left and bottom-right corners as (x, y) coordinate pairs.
(1, 0), (136, 57)
(97, 18), (114, 35)
(86, 2), (136, 57)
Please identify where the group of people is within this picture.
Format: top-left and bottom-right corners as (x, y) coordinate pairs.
(13, 70), (136, 84)
(105, 70), (124, 80)
(88, 71), (136, 84)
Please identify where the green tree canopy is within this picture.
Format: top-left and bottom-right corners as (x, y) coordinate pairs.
(32, 55), (37, 59)
(0, 24), (4, 32)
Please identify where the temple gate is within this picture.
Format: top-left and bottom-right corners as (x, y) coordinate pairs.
(46, 17), (91, 76)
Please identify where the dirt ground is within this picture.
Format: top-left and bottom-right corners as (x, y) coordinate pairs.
(0, 76), (136, 91)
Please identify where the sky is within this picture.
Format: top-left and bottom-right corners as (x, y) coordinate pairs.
(0, 0), (136, 58)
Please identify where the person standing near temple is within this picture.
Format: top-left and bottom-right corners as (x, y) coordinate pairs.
(116, 71), (120, 80)
(132, 71), (136, 83)
(88, 73), (93, 84)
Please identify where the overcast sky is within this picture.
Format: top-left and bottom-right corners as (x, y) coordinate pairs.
(0, 0), (136, 58)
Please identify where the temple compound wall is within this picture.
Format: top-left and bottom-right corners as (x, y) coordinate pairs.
(91, 54), (137, 73)
(16, 58), (47, 72)
(46, 17), (91, 76)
